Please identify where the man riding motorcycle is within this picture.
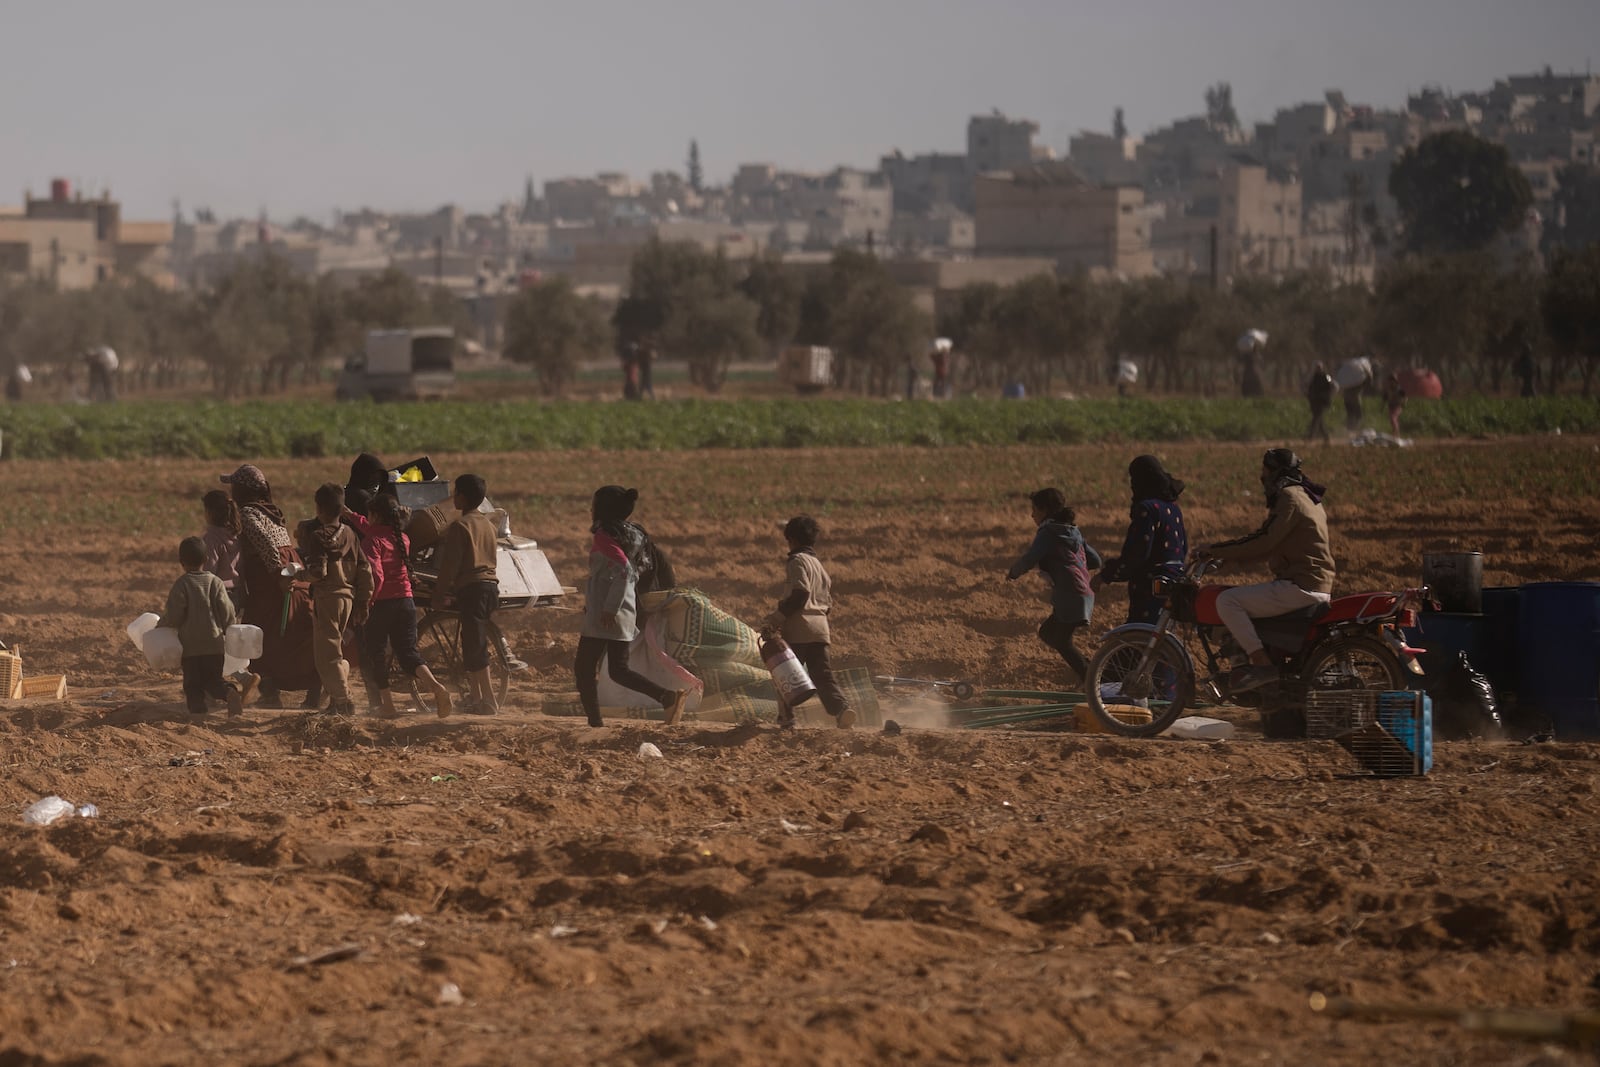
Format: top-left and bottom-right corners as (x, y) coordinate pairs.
(1195, 449), (1335, 693)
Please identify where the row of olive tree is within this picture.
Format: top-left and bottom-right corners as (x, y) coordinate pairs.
(498, 241), (931, 396)
(1, 259), (471, 398)
(495, 238), (1600, 398)
(933, 253), (1600, 397)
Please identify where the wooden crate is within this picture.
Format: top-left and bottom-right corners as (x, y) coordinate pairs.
(0, 652), (21, 700)
(19, 674), (67, 701)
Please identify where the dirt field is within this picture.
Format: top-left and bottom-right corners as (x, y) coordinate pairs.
(2, 438), (1598, 1065)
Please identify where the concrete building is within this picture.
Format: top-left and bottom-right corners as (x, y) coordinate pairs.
(1137, 116), (1251, 193)
(968, 112), (1040, 174)
(974, 162), (1154, 276)
(889, 207), (975, 253)
(799, 168), (892, 248)
(0, 180), (170, 289)
(1485, 70), (1600, 128)
(1505, 127), (1595, 165)
(1151, 163), (1305, 279)
(880, 150), (972, 215)
(1067, 131), (1143, 187)
(544, 174), (639, 223)
(1262, 101), (1338, 157)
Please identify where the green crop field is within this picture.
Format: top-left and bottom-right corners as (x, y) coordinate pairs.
(0, 394), (1595, 461)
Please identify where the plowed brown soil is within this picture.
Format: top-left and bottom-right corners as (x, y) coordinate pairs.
(2, 438), (1598, 1066)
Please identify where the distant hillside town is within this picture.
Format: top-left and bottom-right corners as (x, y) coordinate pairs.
(3, 66), (1596, 309)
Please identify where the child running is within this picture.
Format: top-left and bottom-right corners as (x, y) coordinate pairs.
(158, 536), (251, 717)
(763, 515), (855, 730)
(345, 492), (453, 719)
(576, 486), (689, 728)
(1006, 488), (1102, 683)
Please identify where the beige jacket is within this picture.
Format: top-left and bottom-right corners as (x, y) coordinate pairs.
(1207, 484), (1335, 594)
(768, 549), (834, 645)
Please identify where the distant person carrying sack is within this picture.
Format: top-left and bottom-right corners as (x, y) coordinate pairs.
(1337, 355), (1373, 432)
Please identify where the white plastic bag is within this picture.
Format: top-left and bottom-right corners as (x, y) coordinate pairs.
(141, 626), (183, 671)
(637, 743), (664, 759)
(22, 796), (75, 826)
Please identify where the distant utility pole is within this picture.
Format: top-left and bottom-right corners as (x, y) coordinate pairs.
(434, 236), (444, 286)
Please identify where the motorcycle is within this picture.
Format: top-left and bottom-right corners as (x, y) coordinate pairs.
(1085, 557), (1430, 738)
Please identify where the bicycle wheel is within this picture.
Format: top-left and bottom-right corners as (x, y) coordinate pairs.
(414, 613), (512, 705)
(1084, 630), (1194, 738)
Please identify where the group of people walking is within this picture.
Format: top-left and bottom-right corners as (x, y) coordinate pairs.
(1007, 449), (1334, 695)
(158, 441), (1334, 727)
(157, 458), (501, 720)
(1304, 359), (1408, 442)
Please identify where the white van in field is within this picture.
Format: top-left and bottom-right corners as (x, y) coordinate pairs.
(336, 327), (457, 402)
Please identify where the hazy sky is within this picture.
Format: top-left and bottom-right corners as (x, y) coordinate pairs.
(4, 0), (1597, 221)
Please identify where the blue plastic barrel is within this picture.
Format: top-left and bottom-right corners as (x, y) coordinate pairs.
(1479, 587), (1520, 696)
(1517, 582), (1600, 739)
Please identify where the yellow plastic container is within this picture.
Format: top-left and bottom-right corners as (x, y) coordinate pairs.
(1073, 702), (1154, 734)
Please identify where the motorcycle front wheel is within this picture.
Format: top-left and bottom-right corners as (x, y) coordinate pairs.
(1300, 633), (1407, 694)
(1084, 631), (1195, 738)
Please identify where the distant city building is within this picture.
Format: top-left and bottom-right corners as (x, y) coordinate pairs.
(0, 179), (170, 289)
(968, 112), (1041, 174)
(974, 162), (1154, 277)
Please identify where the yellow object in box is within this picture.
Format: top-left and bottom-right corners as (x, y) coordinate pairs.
(0, 649), (22, 700)
(398, 466), (423, 482)
(1073, 702), (1154, 734)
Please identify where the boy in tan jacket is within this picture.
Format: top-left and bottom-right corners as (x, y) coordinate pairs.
(763, 515), (855, 730)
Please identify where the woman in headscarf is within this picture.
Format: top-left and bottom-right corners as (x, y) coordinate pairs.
(345, 452), (390, 516)
(575, 486), (688, 728)
(223, 464), (321, 708)
(1093, 455), (1188, 625)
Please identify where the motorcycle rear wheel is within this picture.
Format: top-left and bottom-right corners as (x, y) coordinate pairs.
(1084, 631), (1195, 738)
(1301, 633), (1407, 694)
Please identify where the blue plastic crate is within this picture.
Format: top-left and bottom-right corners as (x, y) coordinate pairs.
(1377, 691), (1432, 775)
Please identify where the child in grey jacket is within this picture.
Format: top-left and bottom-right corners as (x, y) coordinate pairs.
(159, 536), (249, 717)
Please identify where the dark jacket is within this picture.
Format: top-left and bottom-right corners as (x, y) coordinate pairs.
(1008, 518), (1102, 625)
(1100, 500), (1187, 588)
(1307, 370), (1336, 410)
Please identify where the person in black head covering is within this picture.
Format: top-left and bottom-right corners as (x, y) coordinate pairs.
(1094, 455), (1188, 625)
(576, 487), (688, 728)
(345, 453), (390, 516)
(1196, 449), (1335, 693)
